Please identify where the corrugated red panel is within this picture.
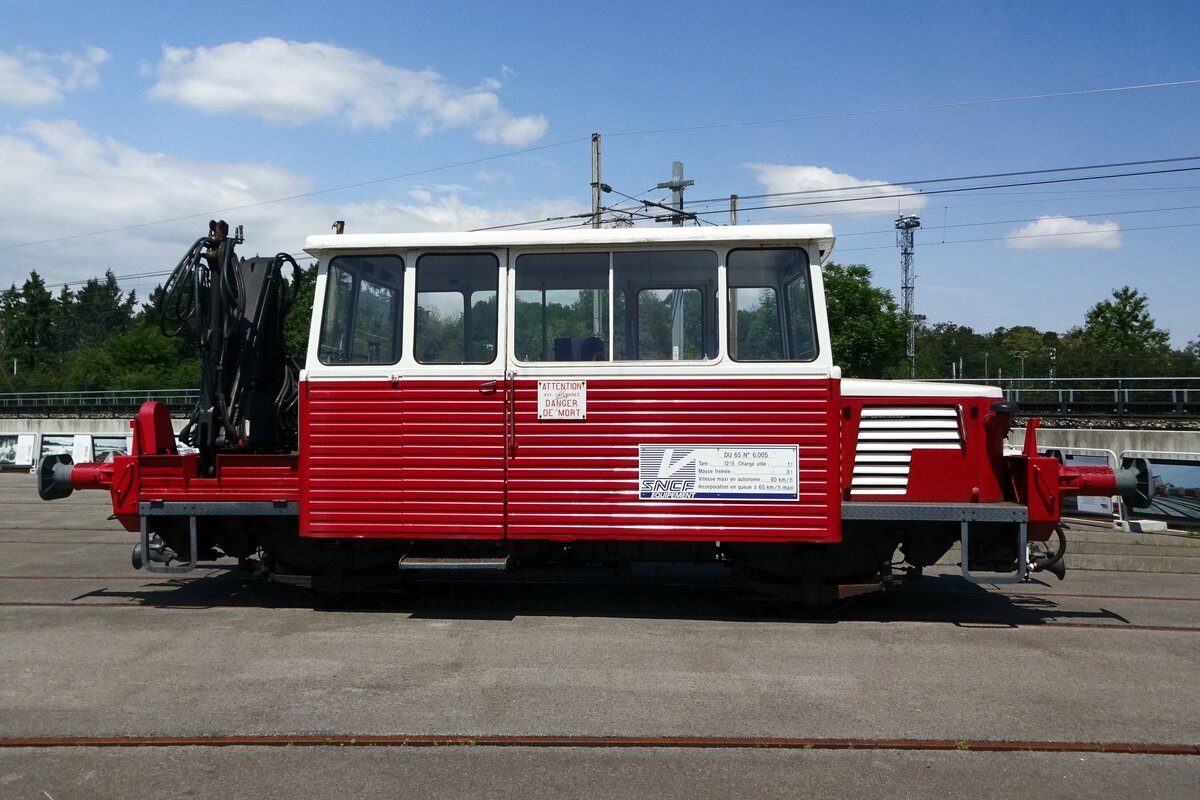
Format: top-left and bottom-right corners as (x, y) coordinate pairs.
(507, 378), (839, 542)
(136, 454), (299, 503)
(299, 377), (839, 543)
(302, 379), (506, 539)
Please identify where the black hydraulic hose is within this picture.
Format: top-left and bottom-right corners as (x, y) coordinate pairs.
(271, 253), (304, 430)
(158, 237), (207, 337)
(157, 233), (304, 452)
(218, 238), (244, 338)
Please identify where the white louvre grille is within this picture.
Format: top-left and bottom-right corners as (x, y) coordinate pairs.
(850, 406), (962, 497)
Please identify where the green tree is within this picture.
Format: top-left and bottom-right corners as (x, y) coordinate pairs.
(0, 272), (57, 380)
(71, 270), (137, 348)
(1063, 286), (1171, 376)
(915, 322), (990, 380)
(1080, 286), (1170, 352)
(992, 325), (1050, 379)
(822, 262), (905, 378)
(52, 284), (77, 359)
(283, 263), (318, 365)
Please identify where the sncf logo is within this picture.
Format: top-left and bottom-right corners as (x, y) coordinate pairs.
(639, 447), (698, 498)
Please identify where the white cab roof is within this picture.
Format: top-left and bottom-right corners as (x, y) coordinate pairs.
(305, 223), (836, 262)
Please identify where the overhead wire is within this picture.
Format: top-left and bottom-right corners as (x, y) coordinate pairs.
(2, 76), (1197, 285)
(476, 164), (1200, 234)
(0, 136), (591, 252)
(679, 165), (1200, 220)
(603, 79), (1200, 139)
(683, 156), (1200, 205)
(6, 79), (1195, 253)
(835, 221), (1200, 255)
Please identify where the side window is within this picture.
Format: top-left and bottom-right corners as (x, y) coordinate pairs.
(612, 250), (717, 361)
(727, 248), (815, 362)
(729, 287), (783, 360)
(415, 253), (499, 364)
(317, 255), (403, 365)
(513, 252), (609, 362)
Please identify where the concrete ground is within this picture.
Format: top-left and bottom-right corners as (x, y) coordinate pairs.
(1, 473), (1197, 799)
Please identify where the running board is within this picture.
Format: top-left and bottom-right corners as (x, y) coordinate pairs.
(398, 556), (511, 571)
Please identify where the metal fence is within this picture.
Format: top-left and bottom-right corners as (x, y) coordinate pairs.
(936, 377), (1200, 417)
(4, 378), (1200, 418)
(0, 389), (199, 417)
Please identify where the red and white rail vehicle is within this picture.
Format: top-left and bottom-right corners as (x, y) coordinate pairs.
(39, 222), (1147, 600)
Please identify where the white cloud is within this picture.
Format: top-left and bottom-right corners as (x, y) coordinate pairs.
(0, 119), (314, 288)
(745, 163), (926, 216)
(0, 46), (109, 107)
(147, 38), (549, 145)
(1004, 216), (1121, 250)
(0, 121), (574, 296)
(336, 194), (577, 234)
(474, 169), (513, 185)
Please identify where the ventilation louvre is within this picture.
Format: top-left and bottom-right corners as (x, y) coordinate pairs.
(850, 406), (962, 497)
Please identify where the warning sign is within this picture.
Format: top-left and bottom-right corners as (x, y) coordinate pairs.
(538, 380), (587, 420)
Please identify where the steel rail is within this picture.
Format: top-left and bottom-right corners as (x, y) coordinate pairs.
(900, 588), (1200, 603)
(1, 599), (1198, 631)
(0, 734), (1196, 755)
(0, 575), (244, 581)
(4, 578), (1196, 606)
(0, 540), (137, 545)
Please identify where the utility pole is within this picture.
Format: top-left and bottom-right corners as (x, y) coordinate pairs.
(895, 214), (921, 378)
(590, 133), (603, 332)
(730, 194), (739, 225)
(590, 133), (602, 229)
(656, 161), (694, 226)
(1013, 350), (1029, 379)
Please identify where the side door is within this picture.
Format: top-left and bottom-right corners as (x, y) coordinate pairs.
(399, 251), (508, 539)
(301, 253), (408, 538)
(301, 250), (508, 540)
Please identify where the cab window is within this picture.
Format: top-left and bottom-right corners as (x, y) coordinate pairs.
(414, 253), (499, 364)
(612, 250), (717, 361)
(727, 248), (816, 362)
(317, 255), (403, 365)
(513, 252), (610, 362)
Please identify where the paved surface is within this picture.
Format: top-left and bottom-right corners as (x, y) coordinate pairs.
(1, 473), (1198, 798)
(3, 748), (1198, 800)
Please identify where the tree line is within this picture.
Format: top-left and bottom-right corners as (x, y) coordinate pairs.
(0, 262), (1194, 393)
(0, 265), (318, 393)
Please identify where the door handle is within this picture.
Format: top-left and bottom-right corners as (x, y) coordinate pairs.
(506, 372), (516, 456)
(479, 380), (497, 394)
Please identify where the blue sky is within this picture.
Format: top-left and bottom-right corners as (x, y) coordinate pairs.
(2, 0), (1199, 352)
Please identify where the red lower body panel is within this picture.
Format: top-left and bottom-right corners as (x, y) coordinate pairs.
(300, 376), (840, 544)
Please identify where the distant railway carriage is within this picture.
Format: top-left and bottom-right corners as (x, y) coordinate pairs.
(39, 222), (1147, 600)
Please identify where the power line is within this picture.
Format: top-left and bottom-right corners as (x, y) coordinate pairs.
(6, 78), (1197, 253)
(482, 161), (1200, 232)
(686, 156), (1200, 205)
(4, 75), (1197, 255)
(32, 208), (1200, 293)
(828, 203), (1200, 241)
(0, 137), (591, 253)
(544, 166), (1200, 228)
(835, 221), (1200, 254)
(605, 79), (1200, 138)
(685, 165), (1200, 219)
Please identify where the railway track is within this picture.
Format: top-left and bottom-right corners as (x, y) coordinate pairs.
(1, 733), (1196, 755)
(4, 582), (1195, 633)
